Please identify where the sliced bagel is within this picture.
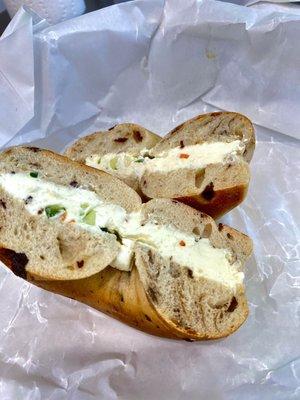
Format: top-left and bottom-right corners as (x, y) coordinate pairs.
(65, 123), (160, 192)
(65, 113), (255, 218)
(140, 112), (254, 218)
(0, 146), (142, 280)
(2, 198), (252, 340)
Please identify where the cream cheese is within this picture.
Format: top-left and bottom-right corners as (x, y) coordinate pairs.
(0, 172), (133, 271)
(85, 140), (243, 179)
(0, 172), (244, 288)
(116, 212), (243, 289)
(86, 152), (146, 180)
(146, 140), (243, 172)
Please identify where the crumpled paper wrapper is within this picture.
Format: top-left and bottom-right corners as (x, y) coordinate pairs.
(0, 1), (299, 399)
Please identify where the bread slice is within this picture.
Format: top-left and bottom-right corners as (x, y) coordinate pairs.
(0, 146), (142, 280)
(133, 199), (252, 339)
(2, 198), (252, 340)
(65, 113), (255, 218)
(65, 123), (160, 193)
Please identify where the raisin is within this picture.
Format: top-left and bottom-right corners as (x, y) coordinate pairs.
(227, 297), (238, 312)
(201, 182), (215, 201)
(133, 130), (143, 142)
(114, 137), (128, 143)
(70, 180), (79, 188)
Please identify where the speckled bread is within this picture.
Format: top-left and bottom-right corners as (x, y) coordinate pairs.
(142, 112), (254, 218)
(0, 146), (142, 280)
(1, 199), (252, 340)
(65, 123), (160, 192)
(65, 112), (255, 219)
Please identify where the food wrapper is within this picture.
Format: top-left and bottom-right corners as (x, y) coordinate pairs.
(0, 1), (299, 398)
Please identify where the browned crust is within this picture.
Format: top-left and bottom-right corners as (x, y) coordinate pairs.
(177, 184), (249, 219)
(1, 257), (248, 340)
(0, 250), (188, 339)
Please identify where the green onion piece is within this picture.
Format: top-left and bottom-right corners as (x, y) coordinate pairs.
(109, 157), (118, 170)
(83, 209), (96, 225)
(134, 158), (144, 163)
(97, 158), (101, 164)
(99, 227), (109, 233)
(30, 171), (38, 178)
(45, 204), (65, 218)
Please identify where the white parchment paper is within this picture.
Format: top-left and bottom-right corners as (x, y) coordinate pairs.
(0, 1), (299, 399)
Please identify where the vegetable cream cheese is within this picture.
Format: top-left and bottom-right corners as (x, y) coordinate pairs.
(0, 172), (244, 289)
(85, 140), (244, 179)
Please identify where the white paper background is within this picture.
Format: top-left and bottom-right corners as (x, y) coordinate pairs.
(0, 1), (299, 399)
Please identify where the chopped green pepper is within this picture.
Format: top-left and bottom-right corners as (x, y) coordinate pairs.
(83, 209), (96, 225)
(45, 204), (66, 218)
(109, 158), (118, 170)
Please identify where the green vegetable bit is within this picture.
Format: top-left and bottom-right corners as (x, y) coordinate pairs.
(109, 157), (118, 170)
(80, 203), (90, 216)
(45, 204), (66, 218)
(99, 227), (109, 233)
(30, 171), (38, 178)
(134, 158), (144, 163)
(83, 209), (96, 225)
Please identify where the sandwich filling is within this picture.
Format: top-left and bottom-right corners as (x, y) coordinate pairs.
(0, 172), (244, 290)
(86, 140), (244, 180)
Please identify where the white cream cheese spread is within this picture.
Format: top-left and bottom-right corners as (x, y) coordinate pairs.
(86, 140), (243, 180)
(0, 172), (244, 288)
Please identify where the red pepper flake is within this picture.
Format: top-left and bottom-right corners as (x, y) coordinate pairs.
(179, 240), (186, 246)
(179, 153), (189, 159)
